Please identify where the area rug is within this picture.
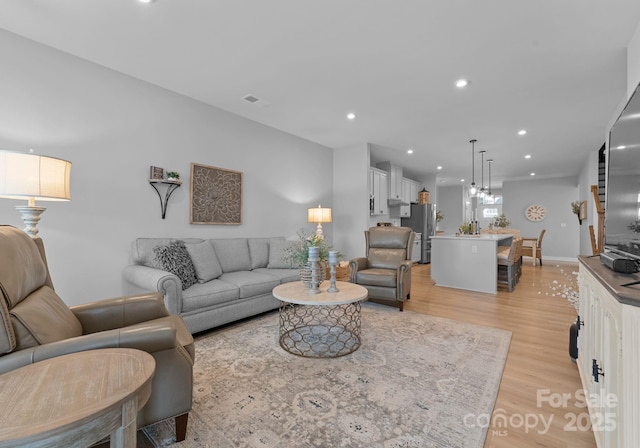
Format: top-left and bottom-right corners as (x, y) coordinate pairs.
(144, 302), (511, 448)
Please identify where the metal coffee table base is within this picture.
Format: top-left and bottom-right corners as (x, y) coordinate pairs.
(278, 301), (362, 358)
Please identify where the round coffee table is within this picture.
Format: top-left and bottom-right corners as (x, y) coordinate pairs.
(272, 281), (368, 358)
(0, 348), (155, 448)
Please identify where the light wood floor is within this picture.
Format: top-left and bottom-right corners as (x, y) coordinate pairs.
(405, 260), (595, 448)
(106, 259), (594, 448)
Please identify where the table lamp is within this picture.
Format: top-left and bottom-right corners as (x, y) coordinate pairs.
(0, 150), (72, 238)
(307, 204), (332, 239)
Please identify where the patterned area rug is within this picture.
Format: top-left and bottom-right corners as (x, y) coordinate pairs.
(144, 303), (511, 448)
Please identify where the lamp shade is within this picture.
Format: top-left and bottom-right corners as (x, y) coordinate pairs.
(0, 150), (71, 202)
(308, 206), (332, 223)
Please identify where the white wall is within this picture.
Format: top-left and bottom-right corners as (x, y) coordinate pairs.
(577, 149), (600, 255)
(502, 177), (580, 260)
(436, 185), (465, 234)
(333, 143), (369, 260)
(0, 30), (334, 305)
(628, 21), (640, 98)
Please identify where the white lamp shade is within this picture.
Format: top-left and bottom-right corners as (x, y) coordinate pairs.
(0, 151), (71, 202)
(308, 206), (332, 223)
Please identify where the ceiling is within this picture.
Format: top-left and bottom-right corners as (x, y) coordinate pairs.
(1, 1), (640, 188)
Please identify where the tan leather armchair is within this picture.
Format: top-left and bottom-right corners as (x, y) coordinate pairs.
(349, 226), (414, 311)
(0, 225), (194, 442)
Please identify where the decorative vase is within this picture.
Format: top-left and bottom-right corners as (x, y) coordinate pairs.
(299, 261), (326, 288)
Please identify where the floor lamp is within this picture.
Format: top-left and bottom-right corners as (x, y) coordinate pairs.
(0, 150), (72, 238)
(307, 205), (332, 239)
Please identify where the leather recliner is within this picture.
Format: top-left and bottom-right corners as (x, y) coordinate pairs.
(0, 225), (194, 442)
(349, 226), (414, 311)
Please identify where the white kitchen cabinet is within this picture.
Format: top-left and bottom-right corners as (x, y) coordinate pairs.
(370, 167), (388, 216)
(578, 257), (640, 448)
(410, 181), (419, 203)
(400, 179), (412, 217)
(377, 162), (403, 201)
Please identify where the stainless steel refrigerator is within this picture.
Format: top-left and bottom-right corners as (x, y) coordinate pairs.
(401, 204), (436, 264)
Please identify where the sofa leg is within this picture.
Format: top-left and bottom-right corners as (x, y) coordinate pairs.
(398, 301), (404, 312)
(175, 413), (189, 442)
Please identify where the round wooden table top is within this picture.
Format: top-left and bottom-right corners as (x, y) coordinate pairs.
(0, 348), (155, 447)
(273, 280), (368, 306)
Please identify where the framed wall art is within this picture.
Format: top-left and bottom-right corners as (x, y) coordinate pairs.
(190, 163), (242, 224)
(150, 165), (164, 180)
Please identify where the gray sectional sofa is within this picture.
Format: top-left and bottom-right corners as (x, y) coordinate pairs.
(122, 237), (299, 334)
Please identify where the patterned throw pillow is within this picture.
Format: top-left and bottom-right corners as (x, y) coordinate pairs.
(153, 240), (197, 290)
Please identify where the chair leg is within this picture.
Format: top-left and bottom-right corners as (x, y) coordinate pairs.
(175, 413), (189, 442)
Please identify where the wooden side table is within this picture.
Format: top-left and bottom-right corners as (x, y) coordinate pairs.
(0, 348), (155, 448)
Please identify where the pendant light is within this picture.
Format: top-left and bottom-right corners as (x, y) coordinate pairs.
(487, 158), (493, 201)
(478, 150), (486, 199)
(469, 139), (477, 195)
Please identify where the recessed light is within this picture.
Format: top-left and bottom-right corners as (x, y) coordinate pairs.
(460, 179), (465, 182)
(437, 166), (442, 170)
(346, 113), (356, 120)
(138, 0), (154, 3)
(518, 129), (527, 136)
(455, 79), (469, 88)
(525, 154), (531, 159)
(530, 172), (536, 176)
(407, 149), (414, 154)
(617, 145), (626, 150)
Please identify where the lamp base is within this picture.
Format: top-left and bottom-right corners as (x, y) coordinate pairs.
(315, 223), (325, 239)
(15, 205), (46, 238)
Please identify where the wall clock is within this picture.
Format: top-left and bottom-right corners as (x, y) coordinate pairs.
(525, 204), (546, 222)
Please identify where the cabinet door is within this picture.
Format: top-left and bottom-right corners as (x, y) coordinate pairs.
(410, 181), (419, 203)
(371, 169), (388, 216)
(400, 179), (411, 217)
(378, 171), (389, 215)
(411, 238), (421, 262)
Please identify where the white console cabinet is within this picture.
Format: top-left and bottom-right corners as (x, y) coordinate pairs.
(578, 257), (640, 448)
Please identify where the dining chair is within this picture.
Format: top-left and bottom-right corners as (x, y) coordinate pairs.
(522, 229), (546, 266)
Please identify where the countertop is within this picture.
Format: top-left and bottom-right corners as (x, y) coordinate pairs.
(431, 234), (512, 241)
(579, 255), (640, 307)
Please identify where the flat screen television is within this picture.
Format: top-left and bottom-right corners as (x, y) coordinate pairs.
(605, 83), (640, 259)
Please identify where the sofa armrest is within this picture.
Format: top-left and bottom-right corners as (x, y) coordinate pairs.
(122, 265), (184, 315)
(71, 293), (170, 334)
(349, 257), (369, 282)
(397, 260), (413, 300)
(0, 321), (186, 375)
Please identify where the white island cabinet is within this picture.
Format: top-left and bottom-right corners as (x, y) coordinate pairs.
(578, 256), (640, 448)
(431, 234), (512, 294)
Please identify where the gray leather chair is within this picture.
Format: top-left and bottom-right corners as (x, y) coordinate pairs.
(0, 225), (194, 442)
(349, 226), (414, 311)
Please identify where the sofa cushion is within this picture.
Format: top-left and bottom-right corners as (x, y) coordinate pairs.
(10, 286), (83, 350)
(211, 239), (252, 273)
(253, 268), (299, 283)
(154, 240), (197, 290)
(185, 241), (223, 283)
(248, 237), (284, 270)
(181, 279), (240, 313)
(267, 239), (299, 269)
(218, 271), (280, 299)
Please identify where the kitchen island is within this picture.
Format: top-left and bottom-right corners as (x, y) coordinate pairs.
(431, 234), (513, 294)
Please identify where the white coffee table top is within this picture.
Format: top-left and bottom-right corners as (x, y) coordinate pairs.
(273, 281), (368, 306)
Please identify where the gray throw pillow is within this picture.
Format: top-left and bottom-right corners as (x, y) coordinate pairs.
(154, 240), (197, 290)
(185, 241), (223, 283)
(267, 240), (298, 269)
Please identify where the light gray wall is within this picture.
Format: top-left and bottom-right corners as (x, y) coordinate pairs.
(333, 143), (369, 260)
(436, 185), (465, 234)
(577, 149), (600, 255)
(0, 29), (333, 305)
(502, 177), (580, 260)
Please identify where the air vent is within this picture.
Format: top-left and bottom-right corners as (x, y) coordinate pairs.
(242, 94), (261, 104)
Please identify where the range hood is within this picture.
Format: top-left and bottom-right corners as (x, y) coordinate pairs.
(388, 198), (410, 206)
